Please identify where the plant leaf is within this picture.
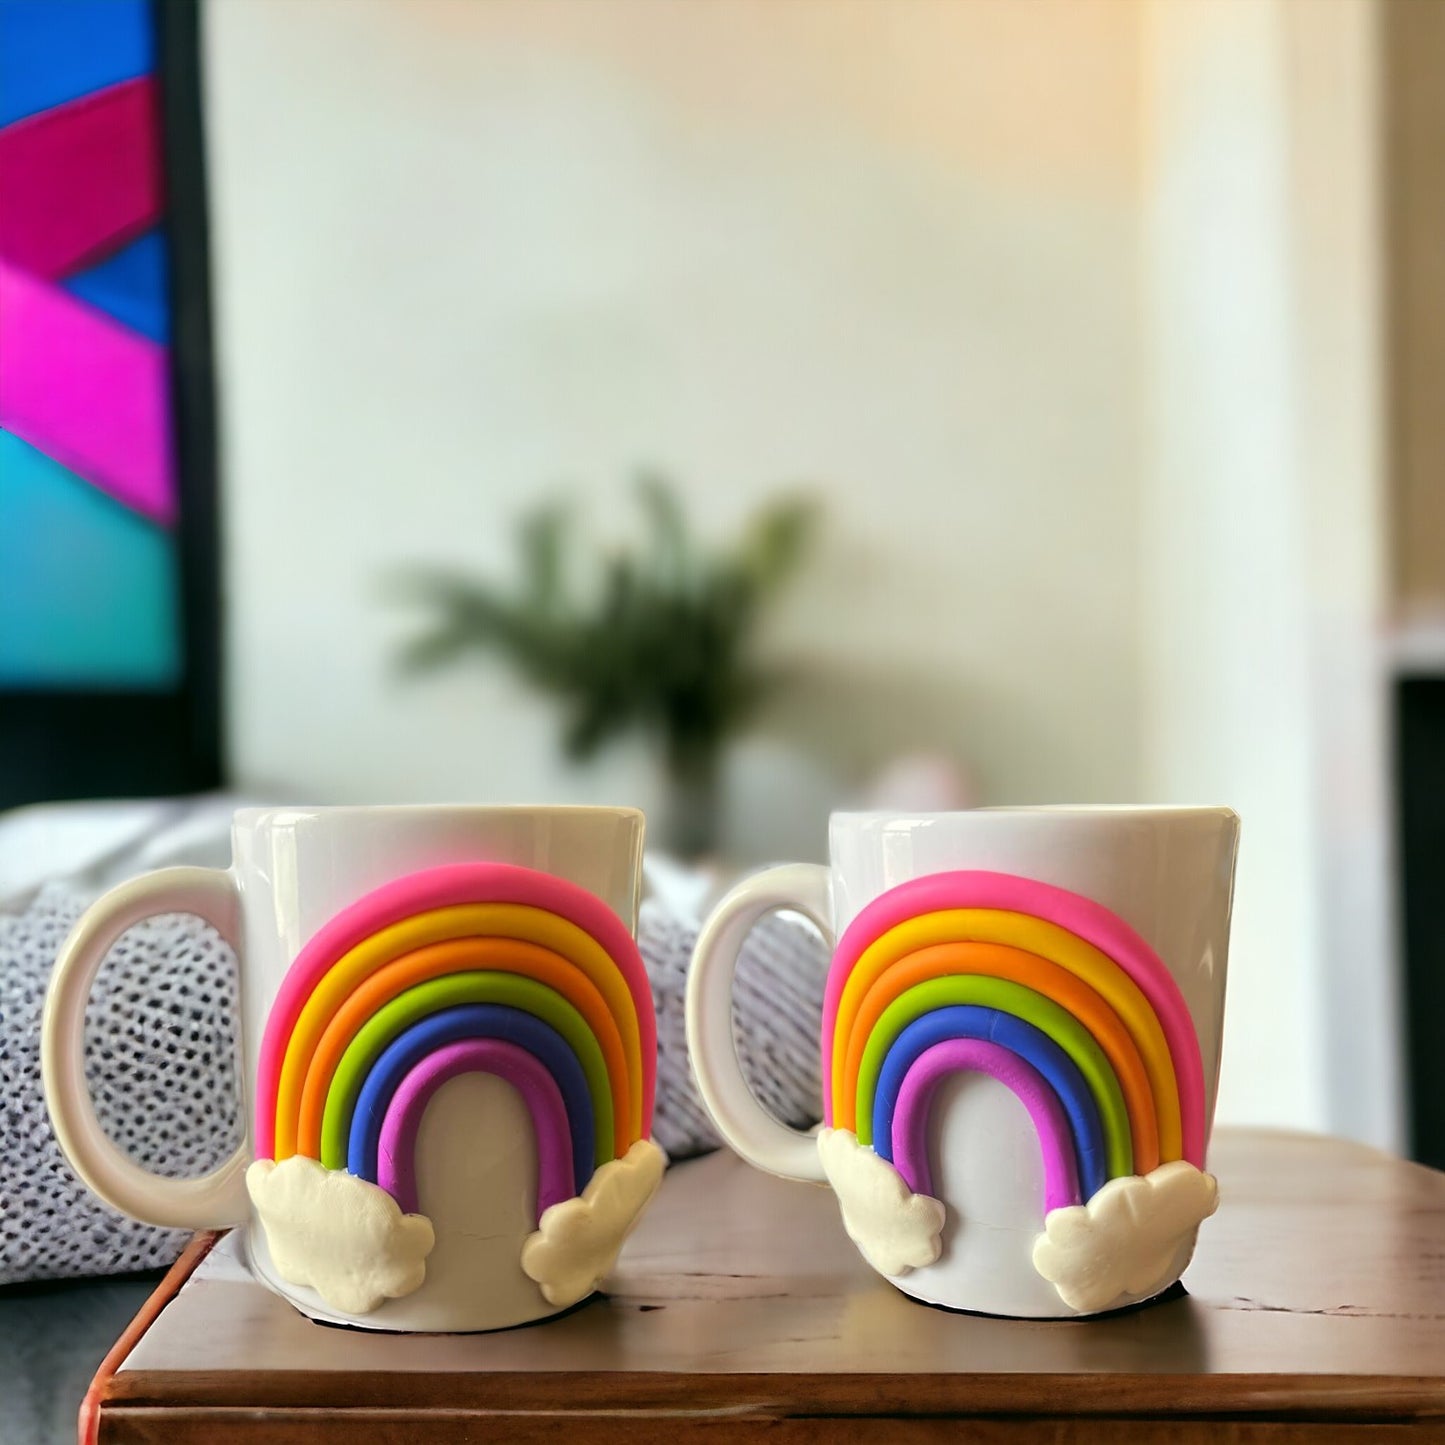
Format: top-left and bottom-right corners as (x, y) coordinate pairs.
(384, 478), (818, 762)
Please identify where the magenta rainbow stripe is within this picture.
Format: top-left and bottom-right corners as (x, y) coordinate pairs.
(377, 1039), (576, 1217)
(890, 1038), (1081, 1212)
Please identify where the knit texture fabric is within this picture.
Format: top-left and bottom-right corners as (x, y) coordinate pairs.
(1, 880), (826, 1284)
(639, 896), (825, 1160)
(0, 883), (242, 1285)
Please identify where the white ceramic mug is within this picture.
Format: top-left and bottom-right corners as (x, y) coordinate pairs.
(43, 805), (667, 1332)
(686, 807), (1239, 1319)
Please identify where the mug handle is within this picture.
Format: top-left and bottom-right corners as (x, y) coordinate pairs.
(41, 867), (251, 1228)
(685, 863), (833, 1183)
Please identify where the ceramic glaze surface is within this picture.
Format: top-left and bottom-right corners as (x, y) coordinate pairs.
(232, 806), (645, 1134)
(247, 1073), (558, 1331)
(829, 809), (1235, 1132)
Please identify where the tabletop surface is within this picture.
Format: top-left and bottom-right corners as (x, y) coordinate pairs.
(98, 1128), (1445, 1439)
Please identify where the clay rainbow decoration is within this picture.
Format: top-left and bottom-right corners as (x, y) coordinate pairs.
(244, 863), (664, 1317)
(816, 871), (1219, 1314)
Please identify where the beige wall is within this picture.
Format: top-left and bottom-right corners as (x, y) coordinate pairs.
(1141, 0), (1395, 1140)
(204, 0), (1146, 860)
(1142, 0), (1317, 1131)
(204, 0), (1400, 1139)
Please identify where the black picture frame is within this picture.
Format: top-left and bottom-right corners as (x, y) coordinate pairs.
(1395, 673), (1445, 1171)
(0, 0), (224, 809)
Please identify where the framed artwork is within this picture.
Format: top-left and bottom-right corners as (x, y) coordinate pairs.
(0, 0), (221, 806)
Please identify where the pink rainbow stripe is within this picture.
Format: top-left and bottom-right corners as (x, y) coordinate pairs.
(822, 871), (1207, 1166)
(253, 863), (655, 1160)
(377, 1038), (575, 1217)
(0, 260), (175, 523)
(892, 1038), (1082, 1212)
(0, 78), (161, 280)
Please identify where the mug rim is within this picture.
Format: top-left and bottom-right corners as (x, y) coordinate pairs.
(832, 804), (1238, 824)
(232, 803), (645, 827)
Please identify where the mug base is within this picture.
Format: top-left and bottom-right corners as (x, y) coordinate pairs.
(895, 1277), (1188, 1322)
(242, 1221), (575, 1334)
(286, 1288), (602, 1337)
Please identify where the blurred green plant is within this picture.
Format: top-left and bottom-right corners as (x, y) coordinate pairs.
(389, 475), (817, 856)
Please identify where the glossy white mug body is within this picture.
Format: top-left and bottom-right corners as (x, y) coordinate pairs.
(43, 805), (648, 1332)
(686, 807), (1239, 1319)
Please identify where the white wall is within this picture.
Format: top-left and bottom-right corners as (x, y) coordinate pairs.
(203, 0), (1146, 861)
(1140, 0), (1397, 1141)
(203, 0), (1400, 1141)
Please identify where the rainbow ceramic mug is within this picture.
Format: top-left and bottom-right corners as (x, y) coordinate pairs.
(686, 807), (1239, 1319)
(43, 805), (664, 1332)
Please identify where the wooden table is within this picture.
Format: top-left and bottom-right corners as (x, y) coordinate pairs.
(87, 1129), (1445, 1442)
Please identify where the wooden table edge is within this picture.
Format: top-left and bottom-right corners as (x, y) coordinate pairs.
(81, 1231), (220, 1445)
(102, 1367), (1445, 1423)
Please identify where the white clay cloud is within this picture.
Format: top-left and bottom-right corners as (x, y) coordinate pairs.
(521, 1139), (667, 1306)
(1032, 1160), (1219, 1314)
(817, 1128), (945, 1276)
(246, 1156), (435, 1315)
